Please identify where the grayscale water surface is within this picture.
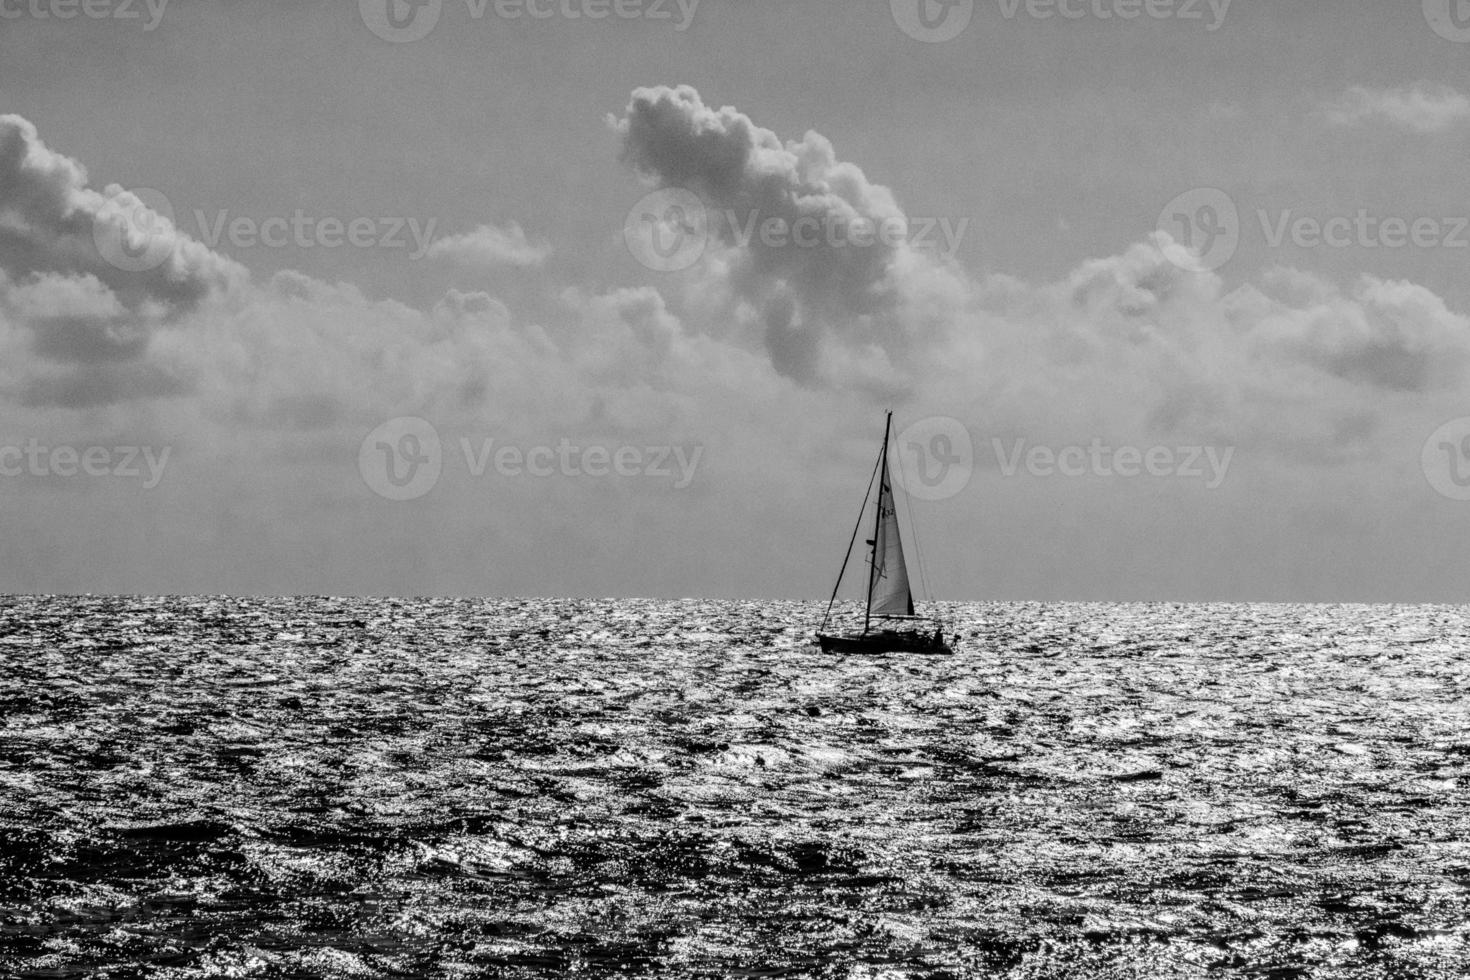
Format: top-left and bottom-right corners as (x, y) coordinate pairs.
(2, 597), (1469, 978)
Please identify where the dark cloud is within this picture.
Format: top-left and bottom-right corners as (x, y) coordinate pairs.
(18, 361), (194, 409)
(29, 315), (151, 364)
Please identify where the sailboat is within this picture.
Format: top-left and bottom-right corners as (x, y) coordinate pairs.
(817, 412), (952, 655)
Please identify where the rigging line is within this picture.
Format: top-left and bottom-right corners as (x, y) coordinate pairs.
(891, 422), (932, 605)
(820, 439), (883, 634)
(866, 412), (894, 634)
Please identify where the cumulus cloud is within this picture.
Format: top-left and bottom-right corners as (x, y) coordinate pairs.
(966, 232), (1470, 463)
(3, 98), (1468, 497)
(0, 116), (243, 308)
(1244, 269), (1470, 393)
(1324, 82), (1470, 134)
(611, 85), (971, 390)
(424, 221), (553, 269)
(0, 114), (246, 407)
(605, 87), (1470, 471)
(4, 98), (1470, 596)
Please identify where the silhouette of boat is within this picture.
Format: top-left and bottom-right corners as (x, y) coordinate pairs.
(817, 412), (951, 655)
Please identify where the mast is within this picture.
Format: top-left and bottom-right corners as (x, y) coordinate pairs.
(864, 411), (893, 634)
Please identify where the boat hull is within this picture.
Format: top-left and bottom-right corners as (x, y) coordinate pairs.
(817, 628), (952, 656)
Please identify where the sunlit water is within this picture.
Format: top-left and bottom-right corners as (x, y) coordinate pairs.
(2, 597), (1469, 978)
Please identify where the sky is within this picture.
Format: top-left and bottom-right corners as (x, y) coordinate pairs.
(1, 0), (1470, 601)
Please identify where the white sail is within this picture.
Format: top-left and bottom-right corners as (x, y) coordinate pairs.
(868, 455), (914, 619)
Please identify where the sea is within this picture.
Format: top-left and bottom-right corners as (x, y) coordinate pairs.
(1, 597), (1469, 979)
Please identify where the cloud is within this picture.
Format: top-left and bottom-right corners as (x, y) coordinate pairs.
(0, 115), (243, 309)
(424, 221), (553, 269)
(606, 87), (1470, 471)
(3, 99), (1470, 596)
(2, 97), (1469, 597)
(611, 84), (971, 390)
(1324, 82), (1470, 134)
(3, 99), (1466, 481)
(0, 112), (766, 452)
(0, 114), (246, 407)
(1243, 268), (1470, 393)
(951, 229), (1470, 472)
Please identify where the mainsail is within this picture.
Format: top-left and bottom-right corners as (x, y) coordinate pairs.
(867, 434), (915, 620)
